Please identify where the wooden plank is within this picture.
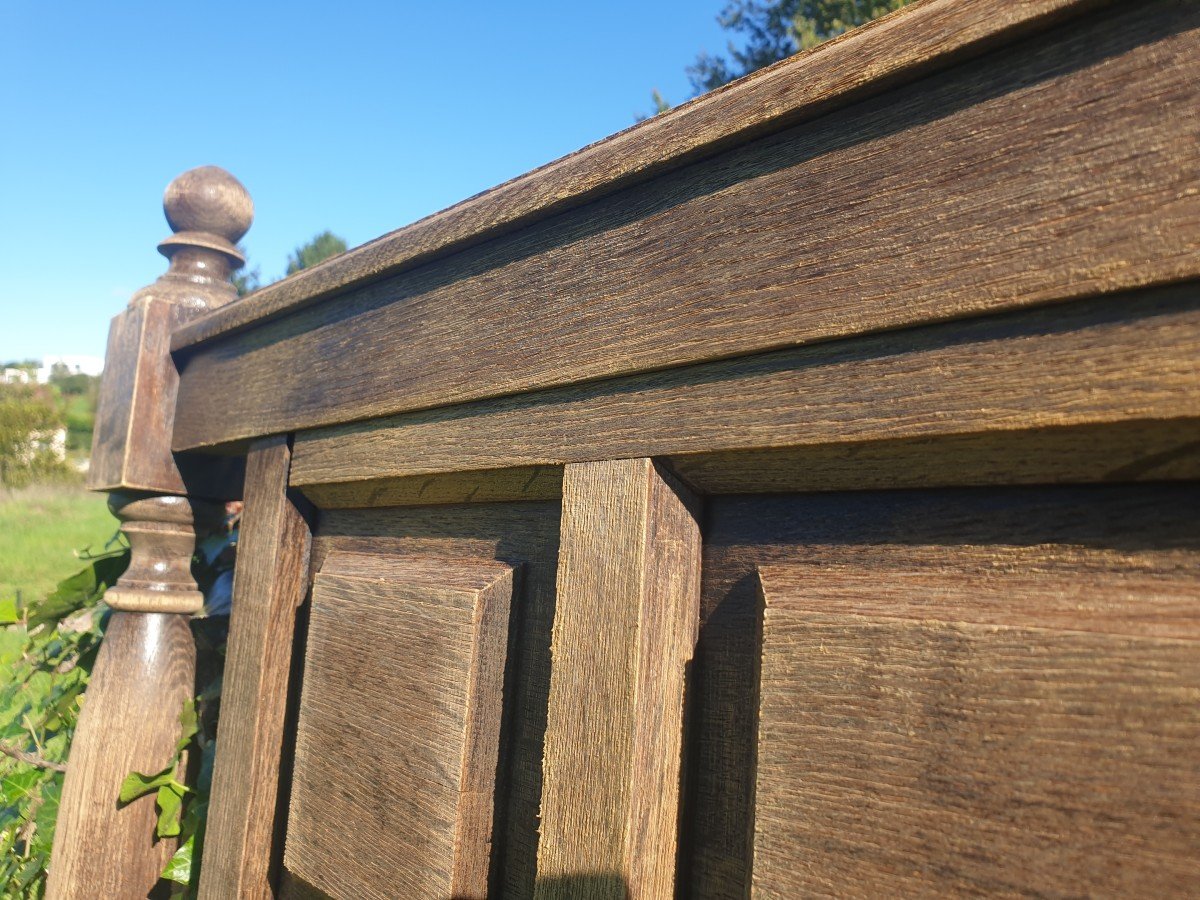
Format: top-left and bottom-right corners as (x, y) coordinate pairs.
(171, 0), (1112, 352)
(281, 551), (513, 899)
(297, 421), (1200, 508)
(669, 419), (1200, 495)
(199, 436), (312, 900)
(535, 459), (701, 898)
(753, 563), (1200, 896)
(173, 1), (1200, 450)
(309, 502), (560, 896)
(290, 286), (1200, 489)
(681, 484), (1200, 896)
(300, 464), (563, 509)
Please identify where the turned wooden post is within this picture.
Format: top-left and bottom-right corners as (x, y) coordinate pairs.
(48, 167), (252, 899)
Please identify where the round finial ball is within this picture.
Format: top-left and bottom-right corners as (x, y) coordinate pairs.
(163, 166), (253, 244)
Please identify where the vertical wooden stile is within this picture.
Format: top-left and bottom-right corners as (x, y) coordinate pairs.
(535, 458), (701, 898)
(200, 436), (312, 899)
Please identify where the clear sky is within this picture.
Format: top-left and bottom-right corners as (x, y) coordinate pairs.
(0, 1), (729, 362)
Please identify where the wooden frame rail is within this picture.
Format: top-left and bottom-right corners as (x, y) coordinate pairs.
(51, 0), (1200, 896)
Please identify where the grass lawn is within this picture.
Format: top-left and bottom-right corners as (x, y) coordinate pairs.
(0, 484), (119, 606)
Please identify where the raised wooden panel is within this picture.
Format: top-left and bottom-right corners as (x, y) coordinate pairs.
(683, 485), (1200, 897)
(310, 502), (560, 896)
(753, 563), (1200, 896)
(174, 1), (1200, 451)
(282, 551), (515, 899)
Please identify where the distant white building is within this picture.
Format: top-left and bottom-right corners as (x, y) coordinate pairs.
(35, 355), (104, 383)
(3, 368), (31, 384)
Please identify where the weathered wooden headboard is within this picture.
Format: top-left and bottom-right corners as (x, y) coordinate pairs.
(49, 0), (1200, 896)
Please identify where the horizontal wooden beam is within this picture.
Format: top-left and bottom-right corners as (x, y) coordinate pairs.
(289, 285), (1200, 491)
(294, 419), (1200, 509)
(171, 0), (1112, 352)
(172, 1), (1196, 450)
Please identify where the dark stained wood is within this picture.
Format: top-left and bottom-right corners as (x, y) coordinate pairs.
(171, 0), (1113, 352)
(681, 484), (1200, 897)
(47, 613), (196, 898)
(200, 436), (312, 900)
(753, 562), (1200, 895)
(310, 502), (561, 897)
(535, 460), (701, 898)
(283, 552), (513, 899)
(669, 420), (1200, 496)
(173, 2), (1200, 450)
(53, 166), (253, 899)
(90, 167), (251, 495)
(295, 421), (1200, 508)
(299, 464), (563, 509)
(289, 286), (1200, 488)
(102, 493), (224, 614)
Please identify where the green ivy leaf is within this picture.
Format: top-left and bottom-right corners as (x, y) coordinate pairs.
(174, 699), (199, 757)
(155, 781), (187, 838)
(0, 596), (20, 625)
(118, 765), (175, 803)
(26, 550), (128, 629)
(161, 833), (195, 884)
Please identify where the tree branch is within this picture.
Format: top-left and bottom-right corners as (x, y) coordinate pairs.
(0, 740), (67, 773)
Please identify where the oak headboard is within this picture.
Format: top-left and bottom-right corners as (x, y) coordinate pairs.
(50, 0), (1200, 896)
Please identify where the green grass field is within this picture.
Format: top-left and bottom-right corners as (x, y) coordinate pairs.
(0, 484), (119, 606)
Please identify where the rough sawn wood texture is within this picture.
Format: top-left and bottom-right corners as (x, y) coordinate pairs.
(282, 552), (515, 899)
(171, 0), (1114, 351)
(535, 459), (702, 898)
(754, 563), (1200, 896)
(200, 436), (312, 900)
(172, 0), (1200, 450)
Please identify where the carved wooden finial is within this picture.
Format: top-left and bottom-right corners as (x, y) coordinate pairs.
(131, 165), (254, 312)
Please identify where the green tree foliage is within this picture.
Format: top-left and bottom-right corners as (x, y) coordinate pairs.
(0, 387), (70, 488)
(285, 231), (348, 276)
(46, 371), (99, 454)
(232, 244), (261, 298)
(650, 0), (912, 112)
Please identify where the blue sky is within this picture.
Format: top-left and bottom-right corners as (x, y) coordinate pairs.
(0, 1), (728, 361)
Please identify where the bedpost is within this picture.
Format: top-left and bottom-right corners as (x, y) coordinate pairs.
(47, 167), (252, 897)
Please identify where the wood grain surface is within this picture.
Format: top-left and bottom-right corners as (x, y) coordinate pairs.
(283, 552), (514, 899)
(753, 563), (1200, 896)
(668, 419), (1200, 496)
(200, 437), (312, 900)
(290, 286), (1200, 488)
(47, 613), (196, 898)
(171, 0), (1111, 351)
(90, 298), (239, 497)
(173, 1), (1199, 450)
(680, 484), (1200, 897)
(535, 460), (701, 898)
(299, 464), (563, 509)
(308, 503), (561, 896)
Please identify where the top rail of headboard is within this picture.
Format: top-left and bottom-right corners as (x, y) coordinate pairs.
(167, 0), (1199, 454)
(170, 0), (1107, 352)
